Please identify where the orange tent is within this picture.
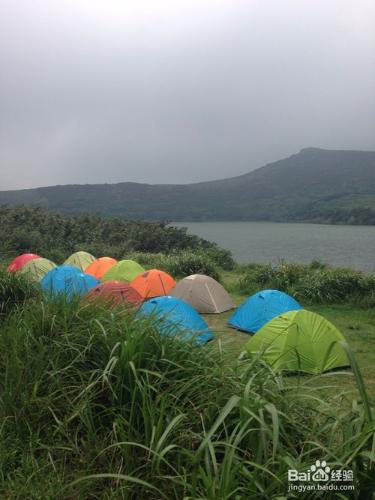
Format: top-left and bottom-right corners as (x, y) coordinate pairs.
(130, 269), (176, 299)
(85, 257), (117, 279)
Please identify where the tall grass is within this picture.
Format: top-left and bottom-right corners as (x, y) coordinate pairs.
(236, 261), (375, 304)
(0, 293), (374, 498)
(0, 268), (40, 323)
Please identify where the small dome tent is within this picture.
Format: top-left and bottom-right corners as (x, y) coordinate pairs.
(171, 274), (234, 313)
(228, 289), (302, 333)
(41, 265), (99, 300)
(130, 269), (176, 299)
(85, 257), (117, 279)
(20, 257), (56, 281)
(102, 260), (145, 283)
(245, 309), (349, 374)
(64, 251), (96, 271)
(85, 280), (142, 306)
(138, 296), (214, 344)
(7, 253), (40, 272)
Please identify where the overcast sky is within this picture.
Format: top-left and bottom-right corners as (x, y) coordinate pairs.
(0, 0), (374, 190)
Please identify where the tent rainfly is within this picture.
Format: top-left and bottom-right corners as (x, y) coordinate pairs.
(64, 251), (96, 271)
(245, 309), (349, 374)
(85, 257), (117, 279)
(130, 269), (176, 299)
(228, 289), (302, 333)
(20, 257), (56, 281)
(138, 295), (214, 344)
(171, 274), (234, 313)
(102, 260), (145, 283)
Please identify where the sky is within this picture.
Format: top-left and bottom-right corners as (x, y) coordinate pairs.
(0, 0), (374, 190)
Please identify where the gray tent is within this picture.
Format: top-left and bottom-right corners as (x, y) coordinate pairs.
(171, 274), (234, 314)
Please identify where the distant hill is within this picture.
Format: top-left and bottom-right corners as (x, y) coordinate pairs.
(2, 147), (375, 224)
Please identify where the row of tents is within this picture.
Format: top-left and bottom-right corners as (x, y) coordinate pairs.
(6, 252), (233, 346)
(6, 252), (349, 374)
(7, 251), (234, 311)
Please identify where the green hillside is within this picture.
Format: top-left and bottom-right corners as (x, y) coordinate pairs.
(2, 147), (375, 223)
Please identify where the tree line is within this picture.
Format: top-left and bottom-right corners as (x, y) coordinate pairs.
(0, 205), (234, 267)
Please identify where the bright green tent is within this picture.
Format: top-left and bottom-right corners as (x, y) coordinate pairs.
(102, 259), (145, 283)
(245, 310), (349, 374)
(64, 251), (96, 271)
(20, 257), (56, 282)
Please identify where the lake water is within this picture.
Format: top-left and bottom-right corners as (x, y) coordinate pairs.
(171, 222), (375, 271)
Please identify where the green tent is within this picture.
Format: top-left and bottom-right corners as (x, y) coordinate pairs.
(102, 260), (145, 283)
(245, 310), (349, 374)
(20, 257), (56, 282)
(64, 251), (96, 271)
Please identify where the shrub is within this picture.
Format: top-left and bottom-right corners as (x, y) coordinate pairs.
(295, 269), (375, 303)
(203, 247), (235, 270)
(0, 206), (233, 259)
(127, 251), (220, 280)
(254, 261), (305, 290)
(165, 251), (220, 280)
(309, 259), (328, 270)
(126, 251), (168, 269)
(235, 261), (375, 304)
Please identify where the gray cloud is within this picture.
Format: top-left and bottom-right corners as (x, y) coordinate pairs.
(1, 0), (374, 189)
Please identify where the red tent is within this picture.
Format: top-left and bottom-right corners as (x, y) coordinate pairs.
(85, 280), (142, 306)
(7, 253), (40, 272)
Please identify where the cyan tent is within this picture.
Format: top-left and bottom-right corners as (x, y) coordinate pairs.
(228, 289), (302, 333)
(138, 296), (214, 344)
(41, 265), (99, 300)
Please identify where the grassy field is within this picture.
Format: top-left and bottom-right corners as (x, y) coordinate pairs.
(1, 263), (375, 498)
(205, 272), (375, 402)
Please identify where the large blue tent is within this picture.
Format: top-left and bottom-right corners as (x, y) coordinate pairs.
(138, 296), (214, 344)
(228, 289), (302, 333)
(41, 265), (99, 300)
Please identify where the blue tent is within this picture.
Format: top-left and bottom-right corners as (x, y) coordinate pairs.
(228, 289), (302, 333)
(138, 296), (214, 344)
(41, 265), (100, 300)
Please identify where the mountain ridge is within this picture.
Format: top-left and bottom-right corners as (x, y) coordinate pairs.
(1, 147), (375, 224)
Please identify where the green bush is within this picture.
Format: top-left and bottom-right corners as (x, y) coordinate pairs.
(202, 247), (235, 270)
(236, 261), (375, 304)
(165, 251), (220, 280)
(126, 251), (168, 269)
(254, 261), (305, 290)
(295, 269), (375, 303)
(0, 206), (234, 263)
(127, 251), (220, 280)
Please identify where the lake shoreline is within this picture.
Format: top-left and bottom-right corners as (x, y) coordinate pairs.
(171, 221), (375, 272)
(170, 220), (375, 227)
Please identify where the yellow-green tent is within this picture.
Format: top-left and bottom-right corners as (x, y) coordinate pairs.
(102, 260), (145, 283)
(245, 310), (349, 374)
(20, 257), (56, 282)
(64, 251), (96, 271)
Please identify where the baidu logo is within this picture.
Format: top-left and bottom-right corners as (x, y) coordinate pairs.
(288, 460), (354, 493)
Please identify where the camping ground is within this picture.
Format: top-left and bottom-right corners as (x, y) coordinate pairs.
(206, 271), (375, 400)
(2, 253), (375, 498)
